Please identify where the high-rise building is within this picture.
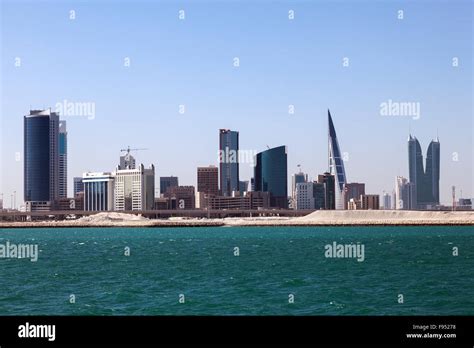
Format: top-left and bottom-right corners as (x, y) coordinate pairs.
(82, 172), (115, 211)
(408, 135), (440, 209)
(328, 110), (347, 210)
(317, 172), (335, 210)
(73, 177), (84, 196)
(343, 183), (365, 210)
(360, 194), (380, 210)
(219, 129), (239, 196)
(58, 121), (67, 198)
(160, 176), (179, 195)
(24, 109), (60, 211)
(254, 145), (288, 208)
(291, 172), (308, 208)
(395, 176), (416, 210)
(295, 182), (325, 210)
(197, 166), (219, 196)
(114, 164), (155, 211)
(383, 193), (392, 210)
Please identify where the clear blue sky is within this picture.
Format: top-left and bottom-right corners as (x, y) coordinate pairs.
(1, 0), (472, 206)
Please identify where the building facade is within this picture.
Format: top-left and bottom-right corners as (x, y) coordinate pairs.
(317, 172), (335, 210)
(328, 110), (347, 210)
(114, 164), (155, 211)
(24, 109), (60, 211)
(254, 145), (288, 209)
(291, 172), (308, 209)
(206, 191), (270, 210)
(360, 194), (380, 210)
(73, 177), (84, 196)
(165, 186), (195, 209)
(219, 129), (239, 196)
(395, 176), (416, 210)
(343, 183), (365, 210)
(160, 176), (179, 196)
(408, 135), (440, 209)
(82, 172), (115, 211)
(295, 182), (325, 210)
(58, 121), (67, 198)
(197, 166), (219, 196)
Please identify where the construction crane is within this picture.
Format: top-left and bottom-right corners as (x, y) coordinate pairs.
(120, 146), (148, 156)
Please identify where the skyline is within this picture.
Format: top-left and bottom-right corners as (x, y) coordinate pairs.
(1, 0), (472, 205)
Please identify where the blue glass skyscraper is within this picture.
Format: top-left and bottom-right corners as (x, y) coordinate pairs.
(219, 129), (239, 196)
(24, 109), (60, 204)
(327, 110), (347, 210)
(408, 135), (440, 208)
(254, 145), (288, 208)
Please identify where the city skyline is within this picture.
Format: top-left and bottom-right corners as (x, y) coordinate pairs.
(1, 1), (472, 206)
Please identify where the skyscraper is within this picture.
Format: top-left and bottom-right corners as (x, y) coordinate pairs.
(328, 110), (347, 210)
(24, 109), (60, 211)
(395, 176), (416, 210)
(219, 129), (239, 196)
(197, 166), (219, 196)
(114, 164), (155, 211)
(254, 145), (288, 208)
(317, 172), (336, 210)
(408, 135), (440, 208)
(58, 121), (67, 198)
(383, 192), (392, 210)
(291, 171), (308, 208)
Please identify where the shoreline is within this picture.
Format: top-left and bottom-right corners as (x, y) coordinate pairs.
(0, 210), (473, 228)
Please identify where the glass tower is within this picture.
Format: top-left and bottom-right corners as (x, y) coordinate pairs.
(254, 145), (288, 208)
(408, 135), (440, 208)
(24, 109), (59, 203)
(219, 129), (239, 196)
(327, 110), (347, 210)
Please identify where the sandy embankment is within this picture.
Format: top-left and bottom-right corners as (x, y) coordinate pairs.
(0, 210), (473, 228)
(223, 210), (474, 226)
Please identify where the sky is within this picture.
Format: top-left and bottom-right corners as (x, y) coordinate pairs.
(1, 0), (472, 207)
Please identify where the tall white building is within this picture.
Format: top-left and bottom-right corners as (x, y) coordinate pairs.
(114, 164), (155, 211)
(395, 176), (416, 210)
(291, 172), (308, 209)
(82, 172), (115, 211)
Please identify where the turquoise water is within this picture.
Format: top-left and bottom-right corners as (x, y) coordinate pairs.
(0, 226), (472, 315)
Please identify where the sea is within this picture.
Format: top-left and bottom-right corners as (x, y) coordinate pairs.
(0, 226), (472, 315)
